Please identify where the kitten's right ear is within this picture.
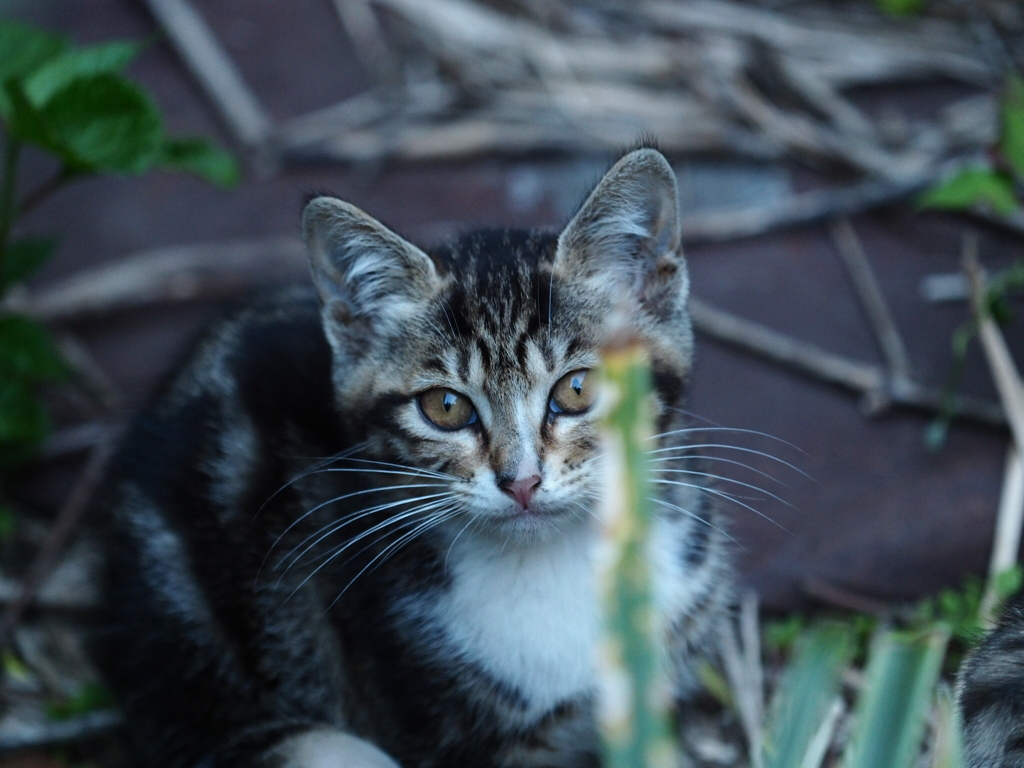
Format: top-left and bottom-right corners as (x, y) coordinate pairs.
(302, 197), (444, 340)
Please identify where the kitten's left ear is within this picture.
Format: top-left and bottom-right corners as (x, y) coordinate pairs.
(556, 148), (687, 316)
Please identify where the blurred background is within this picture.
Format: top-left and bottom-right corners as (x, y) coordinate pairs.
(1, 0), (1023, 763)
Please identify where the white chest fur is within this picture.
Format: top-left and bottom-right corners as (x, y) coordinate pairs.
(431, 527), (600, 718)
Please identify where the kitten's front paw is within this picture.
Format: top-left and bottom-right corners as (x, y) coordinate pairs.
(272, 728), (401, 768)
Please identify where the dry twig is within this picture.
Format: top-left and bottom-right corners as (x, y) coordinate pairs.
(829, 218), (913, 381)
(140, 0), (273, 150)
(0, 436), (119, 647)
(689, 297), (1006, 427)
(963, 239), (1024, 622)
(2, 236), (306, 322)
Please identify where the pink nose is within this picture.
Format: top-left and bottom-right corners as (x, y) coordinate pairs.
(500, 474), (541, 510)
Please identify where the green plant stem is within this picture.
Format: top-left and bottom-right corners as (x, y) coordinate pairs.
(599, 344), (677, 768)
(0, 134), (22, 277)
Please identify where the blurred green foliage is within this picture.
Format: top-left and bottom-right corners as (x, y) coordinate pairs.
(919, 74), (1024, 218)
(0, 18), (239, 483)
(874, 0), (926, 17)
(46, 682), (115, 722)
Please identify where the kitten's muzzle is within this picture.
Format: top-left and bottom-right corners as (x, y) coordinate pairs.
(499, 474), (541, 511)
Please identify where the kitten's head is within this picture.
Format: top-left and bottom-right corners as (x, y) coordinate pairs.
(302, 149), (692, 543)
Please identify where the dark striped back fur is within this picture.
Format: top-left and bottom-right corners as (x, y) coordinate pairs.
(94, 149), (731, 768)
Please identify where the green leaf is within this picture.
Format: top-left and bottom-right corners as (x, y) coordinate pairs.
(0, 237), (56, 289)
(0, 315), (65, 382)
(23, 40), (143, 107)
(46, 682), (116, 722)
(918, 168), (1020, 217)
(993, 565), (1023, 603)
(763, 615), (806, 654)
(2, 650), (33, 684)
(932, 685), (966, 768)
(4, 79), (57, 151)
(763, 623), (853, 768)
(158, 136), (240, 187)
(874, 0), (925, 16)
(0, 374), (49, 449)
(841, 625), (950, 768)
(1002, 73), (1024, 181)
(37, 73), (163, 174)
(0, 20), (67, 117)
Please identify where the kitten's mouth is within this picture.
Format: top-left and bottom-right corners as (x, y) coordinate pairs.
(493, 503), (570, 530)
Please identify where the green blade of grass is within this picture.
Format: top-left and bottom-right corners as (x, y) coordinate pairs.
(763, 622), (853, 768)
(842, 624), (951, 768)
(932, 684), (966, 768)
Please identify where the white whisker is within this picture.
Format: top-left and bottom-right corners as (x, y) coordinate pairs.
(275, 492), (454, 576)
(326, 507), (464, 606)
(268, 482), (449, 559)
(649, 497), (737, 543)
(285, 502), (461, 603)
(646, 453), (787, 487)
(325, 457), (461, 481)
(647, 442), (812, 481)
(444, 516), (479, 574)
(650, 426), (804, 454)
(256, 441), (370, 519)
(655, 469), (794, 508)
(652, 479), (789, 532)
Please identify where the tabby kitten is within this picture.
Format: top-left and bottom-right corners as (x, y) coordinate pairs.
(959, 593), (1024, 767)
(95, 148), (731, 768)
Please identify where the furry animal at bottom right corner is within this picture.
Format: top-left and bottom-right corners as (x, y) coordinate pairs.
(960, 592), (1024, 767)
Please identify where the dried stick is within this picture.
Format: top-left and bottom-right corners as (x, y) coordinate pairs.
(140, 0), (273, 149)
(829, 218), (913, 380)
(689, 297), (1006, 428)
(40, 422), (117, 461)
(739, 592), (764, 768)
(2, 236), (307, 322)
(640, 0), (992, 88)
(0, 436), (119, 647)
(331, 0), (401, 88)
(804, 577), (892, 617)
(964, 240), (1024, 622)
(690, 298), (884, 392)
(0, 709), (122, 752)
(964, 244), (1024, 445)
(720, 594), (764, 768)
(679, 175), (931, 243)
(0, 574), (97, 610)
(982, 444), (1024, 623)
(53, 333), (125, 413)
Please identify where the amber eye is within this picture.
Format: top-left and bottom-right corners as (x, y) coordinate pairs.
(549, 369), (594, 415)
(418, 388), (478, 430)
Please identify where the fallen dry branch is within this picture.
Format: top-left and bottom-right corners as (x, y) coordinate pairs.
(679, 174), (930, 243)
(829, 218), (912, 380)
(0, 437), (119, 648)
(689, 297), (1006, 428)
(140, 0), (273, 150)
(146, 0), (1010, 175)
(40, 422), (118, 462)
(804, 577), (893, 617)
(963, 242), (1024, 622)
(2, 236), (307, 322)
